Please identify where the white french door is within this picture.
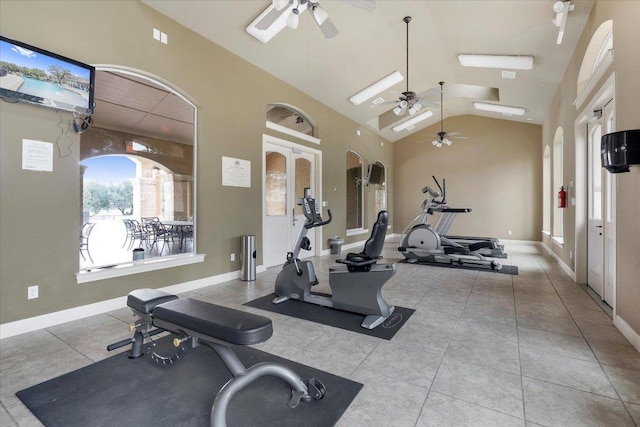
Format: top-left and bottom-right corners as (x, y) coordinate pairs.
(587, 120), (604, 298)
(263, 137), (318, 268)
(587, 99), (615, 305)
(602, 100), (616, 304)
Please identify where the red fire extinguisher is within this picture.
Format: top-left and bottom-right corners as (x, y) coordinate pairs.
(558, 186), (567, 208)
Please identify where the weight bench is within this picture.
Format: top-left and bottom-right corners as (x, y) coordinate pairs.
(107, 288), (325, 427)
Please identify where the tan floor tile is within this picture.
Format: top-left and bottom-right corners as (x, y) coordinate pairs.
(443, 335), (521, 375)
(516, 311), (581, 337)
(337, 367), (428, 427)
(431, 360), (524, 418)
(523, 377), (635, 426)
(520, 348), (618, 398)
(359, 341), (441, 388)
(416, 391), (525, 427)
(590, 340), (640, 372)
(518, 327), (596, 362)
(603, 365), (640, 404)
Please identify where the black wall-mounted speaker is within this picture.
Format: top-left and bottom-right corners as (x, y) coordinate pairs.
(601, 129), (640, 173)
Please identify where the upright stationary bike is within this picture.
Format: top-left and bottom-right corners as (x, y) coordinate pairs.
(273, 195), (396, 329)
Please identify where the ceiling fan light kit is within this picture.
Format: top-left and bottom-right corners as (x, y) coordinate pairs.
(473, 102), (526, 116)
(349, 70), (404, 105)
(249, 0), (364, 42)
(553, 1), (574, 44)
(457, 54), (534, 70)
(287, 8), (300, 29)
(430, 81), (466, 148)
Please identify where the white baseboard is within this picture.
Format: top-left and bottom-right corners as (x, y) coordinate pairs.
(0, 266), (266, 340)
(614, 315), (640, 353)
(541, 241), (576, 281)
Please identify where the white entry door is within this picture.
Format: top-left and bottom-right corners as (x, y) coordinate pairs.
(602, 100), (616, 304)
(587, 120), (604, 298)
(263, 138), (317, 268)
(587, 98), (615, 305)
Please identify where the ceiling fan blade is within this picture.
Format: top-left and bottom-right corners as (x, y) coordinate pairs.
(317, 15), (339, 39)
(255, 5), (289, 30)
(340, 0), (376, 12)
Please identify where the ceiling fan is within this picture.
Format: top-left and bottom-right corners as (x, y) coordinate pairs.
(249, 0), (375, 42)
(431, 81), (467, 147)
(386, 16), (439, 117)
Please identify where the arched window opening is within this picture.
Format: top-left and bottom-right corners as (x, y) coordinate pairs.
(80, 68), (196, 270)
(576, 20), (613, 99)
(542, 146), (551, 234)
(266, 104), (314, 137)
(346, 150), (364, 231)
(553, 128), (564, 241)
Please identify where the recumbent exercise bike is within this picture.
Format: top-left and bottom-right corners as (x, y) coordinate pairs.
(273, 194), (396, 330)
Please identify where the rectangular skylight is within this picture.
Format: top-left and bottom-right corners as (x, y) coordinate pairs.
(349, 71), (403, 105)
(473, 102), (525, 116)
(458, 54), (534, 70)
(392, 110), (433, 132)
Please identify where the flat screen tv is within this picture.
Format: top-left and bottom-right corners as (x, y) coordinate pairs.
(367, 163), (385, 185)
(0, 35), (95, 114)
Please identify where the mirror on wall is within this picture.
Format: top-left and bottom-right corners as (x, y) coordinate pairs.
(79, 69), (195, 270)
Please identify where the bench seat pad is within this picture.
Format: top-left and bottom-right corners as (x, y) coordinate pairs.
(128, 288), (178, 314)
(153, 298), (273, 345)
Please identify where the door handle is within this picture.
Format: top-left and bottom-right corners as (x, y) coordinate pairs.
(292, 208), (296, 226)
(596, 225), (603, 228)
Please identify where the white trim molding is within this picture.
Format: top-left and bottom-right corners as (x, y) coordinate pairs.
(614, 315), (640, 353)
(266, 121), (321, 144)
(542, 241), (576, 281)
(2, 265), (266, 339)
(77, 253), (206, 284)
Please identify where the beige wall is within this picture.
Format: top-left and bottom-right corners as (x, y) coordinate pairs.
(0, 1), (392, 324)
(542, 1), (640, 334)
(393, 115), (542, 241)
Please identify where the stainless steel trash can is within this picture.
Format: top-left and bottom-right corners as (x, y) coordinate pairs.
(329, 236), (344, 255)
(240, 235), (256, 281)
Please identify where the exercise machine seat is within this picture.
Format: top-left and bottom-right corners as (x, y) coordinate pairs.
(345, 210), (388, 264)
(153, 298), (273, 346)
(128, 288), (178, 314)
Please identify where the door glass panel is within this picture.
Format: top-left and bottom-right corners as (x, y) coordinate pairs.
(346, 151), (363, 230)
(373, 161), (387, 213)
(294, 158), (311, 215)
(590, 124), (602, 220)
(265, 151), (287, 216)
(606, 110), (614, 223)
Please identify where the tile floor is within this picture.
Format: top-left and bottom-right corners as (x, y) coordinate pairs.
(1, 241), (640, 426)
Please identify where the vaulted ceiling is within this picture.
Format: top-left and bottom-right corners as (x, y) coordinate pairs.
(141, 0), (594, 142)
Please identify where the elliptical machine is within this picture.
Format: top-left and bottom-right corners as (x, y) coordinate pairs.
(273, 194), (396, 330)
(398, 177), (502, 271)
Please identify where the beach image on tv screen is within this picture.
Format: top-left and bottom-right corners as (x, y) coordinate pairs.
(0, 38), (91, 112)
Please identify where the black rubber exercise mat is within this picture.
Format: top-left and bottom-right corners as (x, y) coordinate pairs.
(16, 338), (362, 427)
(245, 293), (414, 340)
(400, 259), (519, 275)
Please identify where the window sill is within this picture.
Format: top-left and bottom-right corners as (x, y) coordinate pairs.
(551, 236), (564, 246)
(266, 121), (321, 145)
(346, 228), (369, 237)
(542, 230), (551, 236)
(77, 253), (206, 284)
